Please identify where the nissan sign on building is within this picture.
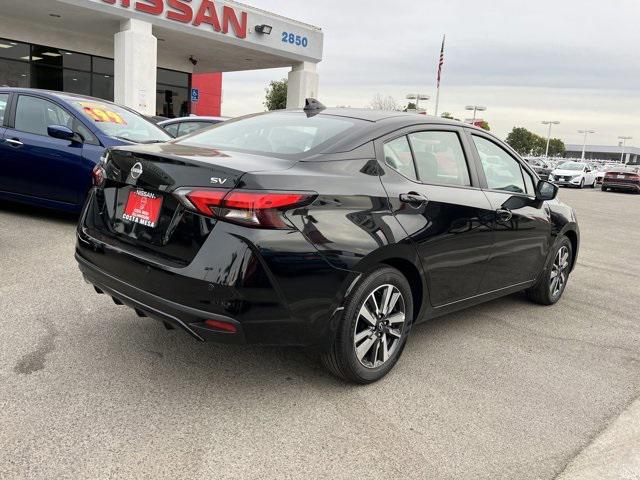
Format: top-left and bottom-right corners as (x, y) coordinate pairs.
(0, 0), (323, 116)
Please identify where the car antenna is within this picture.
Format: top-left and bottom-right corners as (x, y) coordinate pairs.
(303, 98), (326, 117)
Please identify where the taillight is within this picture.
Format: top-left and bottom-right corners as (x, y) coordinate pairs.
(175, 188), (315, 229)
(92, 163), (105, 187)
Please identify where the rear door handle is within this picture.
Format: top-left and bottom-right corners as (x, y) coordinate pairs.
(399, 192), (428, 206)
(496, 208), (513, 222)
(4, 138), (24, 147)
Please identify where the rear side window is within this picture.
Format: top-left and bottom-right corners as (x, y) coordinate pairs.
(178, 121), (213, 136)
(408, 131), (470, 186)
(472, 135), (528, 194)
(163, 123), (179, 137)
(383, 136), (417, 180)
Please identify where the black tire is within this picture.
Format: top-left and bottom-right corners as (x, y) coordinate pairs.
(579, 178), (584, 189)
(526, 236), (573, 305)
(602, 186), (608, 192)
(321, 266), (414, 384)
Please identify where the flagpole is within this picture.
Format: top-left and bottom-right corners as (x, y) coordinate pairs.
(434, 34), (445, 117)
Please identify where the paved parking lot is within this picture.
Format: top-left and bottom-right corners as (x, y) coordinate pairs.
(1, 188), (639, 479)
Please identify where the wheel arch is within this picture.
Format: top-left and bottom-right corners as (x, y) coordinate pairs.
(563, 228), (579, 272)
(352, 245), (428, 325)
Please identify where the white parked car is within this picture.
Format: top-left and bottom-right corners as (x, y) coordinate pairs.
(548, 161), (597, 188)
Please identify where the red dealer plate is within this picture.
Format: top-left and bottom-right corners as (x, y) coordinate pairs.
(122, 190), (163, 228)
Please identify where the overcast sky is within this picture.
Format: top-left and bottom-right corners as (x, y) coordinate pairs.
(222, 0), (640, 146)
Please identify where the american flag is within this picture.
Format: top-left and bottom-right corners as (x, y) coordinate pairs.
(437, 35), (446, 88)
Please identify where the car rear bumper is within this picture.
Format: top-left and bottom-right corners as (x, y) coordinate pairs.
(602, 182), (640, 191)
(75, 196), (353, 349)
(76, 252), (246, 343)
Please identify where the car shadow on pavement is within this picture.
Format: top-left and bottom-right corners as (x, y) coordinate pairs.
(90, 291), (530, 389)
(0, 199), (79, 225)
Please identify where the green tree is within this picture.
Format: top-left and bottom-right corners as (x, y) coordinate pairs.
(506, 127), (565, 157)
(404, 102), (417, 112)
(440, 112), (460, 121)
(264, 79), (288, 111)
(547, 138), (566, 157)
(477, 120), (490, 131)
(506, 127), (538, 156)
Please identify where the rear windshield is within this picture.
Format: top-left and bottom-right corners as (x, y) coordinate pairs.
(68, 99), (171, 144)
(177, 112), (362, 156)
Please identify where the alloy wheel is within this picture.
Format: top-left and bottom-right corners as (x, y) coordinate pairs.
(353, 284), (406, 369)
(550, 246), (570, 297)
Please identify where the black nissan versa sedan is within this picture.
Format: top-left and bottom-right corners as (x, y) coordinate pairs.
(76, 100), (579, 383)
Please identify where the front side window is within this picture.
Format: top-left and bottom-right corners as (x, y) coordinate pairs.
(0, 94), (8, 124)
(15, 95), (72, 136)
(180, 112), (361, 156)
(409, 131), (470, 186)
(383, 136), (417, 180)
(69, 99), (171, 143)
(473, 135), (527, 194)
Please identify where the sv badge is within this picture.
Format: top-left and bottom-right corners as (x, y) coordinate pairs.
(210, 177), (228, 185)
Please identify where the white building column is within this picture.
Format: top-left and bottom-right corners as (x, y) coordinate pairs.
(114, 19), (157, 115)
(286, 62), (319, 108)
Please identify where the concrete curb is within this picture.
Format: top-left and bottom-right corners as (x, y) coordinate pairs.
(557, 397), (640, 479)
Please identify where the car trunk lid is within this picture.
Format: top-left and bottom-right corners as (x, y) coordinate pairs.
(87, 143), (297, 265)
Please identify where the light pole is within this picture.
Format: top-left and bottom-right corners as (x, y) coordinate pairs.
(618, 136), (632, 164)
(406, 93), (430, 112)
(578, 129), (595, 160)
(542, 121), (560, 158)
(465, 105), (486, 123)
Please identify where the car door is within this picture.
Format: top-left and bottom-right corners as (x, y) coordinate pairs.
(0, 92), (12, 193)
(467, 131), (553, 292)
(0, 94), (85, 205)
(377, 126), (496, 307)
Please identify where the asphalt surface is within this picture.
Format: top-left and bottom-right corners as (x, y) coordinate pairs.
(1, 187), (639, 479)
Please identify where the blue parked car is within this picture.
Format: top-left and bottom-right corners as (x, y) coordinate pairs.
(0, 88), (171, 213)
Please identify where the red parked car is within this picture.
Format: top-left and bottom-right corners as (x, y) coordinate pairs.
(602, 166), (640, 193)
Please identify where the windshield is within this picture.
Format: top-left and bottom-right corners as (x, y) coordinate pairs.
(69, 99), (171, 143)
(556, 162), (585, 171)
(177, 112), (362, 156)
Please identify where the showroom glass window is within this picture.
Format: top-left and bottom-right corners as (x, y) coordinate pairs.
(472, 135), (534, 195)
(0, 39), (30, 87)
(157, 68), (190, 118)
(0, 38), (191, 117)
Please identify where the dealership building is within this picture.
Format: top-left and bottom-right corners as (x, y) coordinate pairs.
(0, 0), (323, 117)
(564, 144), (640, 164)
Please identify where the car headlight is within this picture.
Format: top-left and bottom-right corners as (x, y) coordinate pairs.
(548, 175), (555, 181)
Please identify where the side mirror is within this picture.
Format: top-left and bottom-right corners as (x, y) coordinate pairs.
(536, 180), (558, 201)
(48, 125), (81, 143)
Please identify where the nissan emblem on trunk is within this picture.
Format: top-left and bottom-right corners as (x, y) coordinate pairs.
(130, 162), (143, 179)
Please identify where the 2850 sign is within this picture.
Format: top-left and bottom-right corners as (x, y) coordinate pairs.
(282, 31), (308, 48)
